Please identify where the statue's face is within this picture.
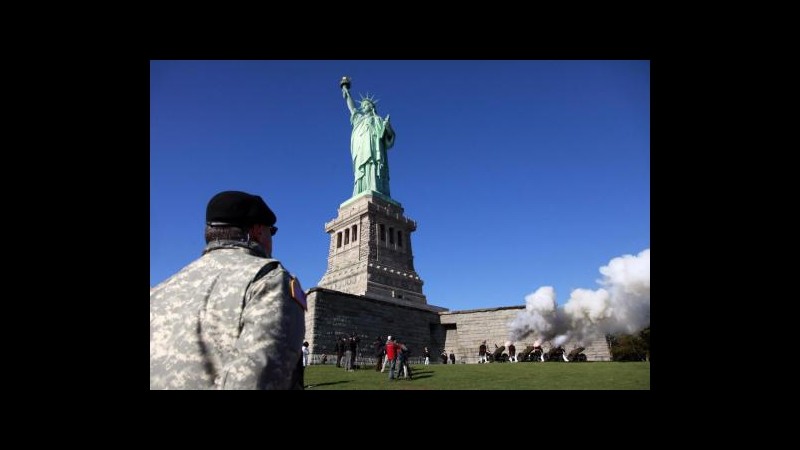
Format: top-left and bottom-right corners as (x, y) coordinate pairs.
(361, 101), (374, 113)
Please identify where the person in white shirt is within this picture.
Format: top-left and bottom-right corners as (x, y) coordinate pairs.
(301, 341), (310, 367)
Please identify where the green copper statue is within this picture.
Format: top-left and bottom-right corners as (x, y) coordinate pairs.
(340, 76), (395, 198)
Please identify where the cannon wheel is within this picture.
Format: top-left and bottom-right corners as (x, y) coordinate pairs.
(577, 354), (587, 362)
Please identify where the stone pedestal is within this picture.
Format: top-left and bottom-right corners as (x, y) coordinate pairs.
(317, 194), (427, 305)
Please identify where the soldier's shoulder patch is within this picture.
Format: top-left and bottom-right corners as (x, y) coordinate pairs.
(290, 277), (307, 311)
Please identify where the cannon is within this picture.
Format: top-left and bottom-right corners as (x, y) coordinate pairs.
(566, 347), (588, 362)
(543, 346), (567, 362)
(487, 345), (507, 362)
(519, 345), (535, 361)
(518, 345), (543, 362)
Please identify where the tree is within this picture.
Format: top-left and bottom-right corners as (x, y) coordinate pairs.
(607, 327), (649, 361)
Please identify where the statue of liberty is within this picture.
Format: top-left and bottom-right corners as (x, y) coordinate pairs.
(340, 77), (396, 198)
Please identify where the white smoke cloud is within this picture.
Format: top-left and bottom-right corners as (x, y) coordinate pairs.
(509, 248), (650, 347)
(508, 287), (564, 343)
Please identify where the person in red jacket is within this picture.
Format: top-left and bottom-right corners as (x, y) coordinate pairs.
(385, 336), (398, 380)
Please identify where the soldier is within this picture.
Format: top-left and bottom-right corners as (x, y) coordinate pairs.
(533, 344), (544, 362)
(478, 341), (488, 363)
(150, 190), (306, 389)
(508, 342), (517, 363)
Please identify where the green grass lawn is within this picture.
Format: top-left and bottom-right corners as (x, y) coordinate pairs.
(303, 362), (649, 390)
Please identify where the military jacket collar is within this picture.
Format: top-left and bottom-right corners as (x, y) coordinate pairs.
(202, 239), (267, 258)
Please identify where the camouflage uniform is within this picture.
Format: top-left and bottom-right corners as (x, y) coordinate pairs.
(150, 240), (306, 389)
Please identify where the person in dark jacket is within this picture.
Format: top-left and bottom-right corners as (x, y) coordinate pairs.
(396, 339), (408, 378)
(373, 336), (385, 371)
(336, 337), (346, 367)
(345, 332), (360, 371)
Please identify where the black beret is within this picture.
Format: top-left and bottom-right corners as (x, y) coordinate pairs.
(206, 191), (276, 227)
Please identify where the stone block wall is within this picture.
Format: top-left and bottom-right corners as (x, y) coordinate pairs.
(304, 287), (441, 362)
(439, 306), (612, 362)
(440, 306), (525, 363)
(304, 292), (610, 365)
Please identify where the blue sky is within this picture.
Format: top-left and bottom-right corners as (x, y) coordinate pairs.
(150, 60), (649, 311)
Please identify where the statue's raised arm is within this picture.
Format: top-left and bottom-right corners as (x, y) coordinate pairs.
(340, 76), (356, 115)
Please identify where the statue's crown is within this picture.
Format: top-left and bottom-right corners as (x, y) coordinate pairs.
(359, 93), (379, 107)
